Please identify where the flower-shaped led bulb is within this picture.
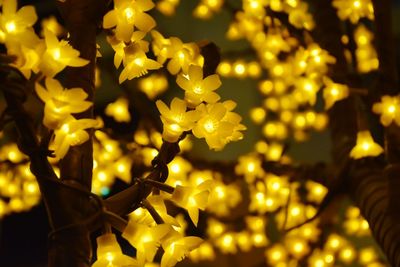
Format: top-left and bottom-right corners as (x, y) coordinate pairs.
(119, 43), (161, 83)
(35, 78), (92, 129)
(176, 65), (221, 107)
(161, 229), (203, 267)
(322, 78), (349, 109)
(92, 233), (138, 267)
(103, 0), (156, 42)
(105, 98), (131, 123)
(372, 95), (400, 127)
(38, 29), (89, 77)
(349, 131), (384, 159)
(122, 221), (171, 265)
(156, 98), (200, 142)
(171, 180), (212, 226)
(52, 116), (98, 160)
(0, 0), (38, 44)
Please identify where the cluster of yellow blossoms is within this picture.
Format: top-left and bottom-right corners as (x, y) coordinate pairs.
(157, 64), (245, 150)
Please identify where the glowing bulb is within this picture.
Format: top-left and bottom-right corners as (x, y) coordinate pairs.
(124, 7), (134, 20)
(247, 162), (255, 173)
(204, 120), (216, 133)
(5, 21), (16, 33)
(353, 0), (361, 8)
(193, 85), (203, 94)
(134, 57), (144, 66)
(387, 105), (396, 113)
(61, 124), (70, 133)
(362, 142), (370, 151)
(52, 48), (61, 60)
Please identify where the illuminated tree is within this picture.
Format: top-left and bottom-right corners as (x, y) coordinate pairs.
(0, 0), (399, 267)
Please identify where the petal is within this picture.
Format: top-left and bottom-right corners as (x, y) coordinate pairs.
(114, 53), (123, 68)
(65, 88), (88, 100)
(192, 124), (204, 138)
(17, 6), (37, 26)
(135, 12), (156, 33)
(188, 65), (203, 82)
(103, 10), (118, 29)
(45, 77), (63, 95)
(55, 138), (70, 160)
(34, 82), (50, 102)
(170, 97), (186, 114)
(119, 65), (130, 83)
(203, 92), (220, 103)
(68, 57), (89, 67)
(210, 103), (226, 120)
(176, 75), (192, 91)
(69, 102), (92, 113)
(136, 0), (155, 11)
(188, 208), (199, 226)
(145, 58), (162, 70)
(3, 0), (17, 16)
(156, 100), (170, 116)
(116, 23), (133, 43)
(202, 74), (221, 91)
(44, 29), (59, 49)
(167, 59), (180, 75)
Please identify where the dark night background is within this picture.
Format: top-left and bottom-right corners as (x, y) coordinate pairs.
(1, 0), (400, 266)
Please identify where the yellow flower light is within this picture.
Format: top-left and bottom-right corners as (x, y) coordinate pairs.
(372, 95), (400, 126)
(265, 244), (288, 265)
(161, 229), (203, 267)
(293, 78), (320, 106)
(103, 0), (156, 42)
(35, 78), (92, 129)
(332, 0), (374, 23)
(119, 43), (162, 83)
(138, 73), (168, 99)
(113, 156), (132, 183)
(51, 116), (98, 160)
(157, 0), (180, 16)
(38, 29), (89, 77)
(93, 233), (138, 267)
(323, 78), (349, 109)
(288, 2), (315, 30)
(188, 241), (215, 263)
(349, 131), (384, 159)
(0, 0), (38, 43)
(193, 101), (246, 150)
(176, 64), (221, 107)
(235, 154), (264, 183)
(107, 31), (150, 69)
(105, 98), (131, 123)
(156, 98), (201, 143)
(171, 180), (212, 226)
(155, 36), (203, 75)
(122, 221), (171, 265)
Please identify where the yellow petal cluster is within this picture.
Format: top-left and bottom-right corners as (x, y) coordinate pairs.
(176, 65), (221, 107)
(156, 98), (201, 143)
(51, 116), (98, 160)
(193, 101), (246, 151)
(93, 233), (138, 267)
(332, 0), (374, 24)
(171, 180), (212, 226)
(35, 78), (92, 129)
(103, 0), (156, 42)
(372, 95), (400, 127)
